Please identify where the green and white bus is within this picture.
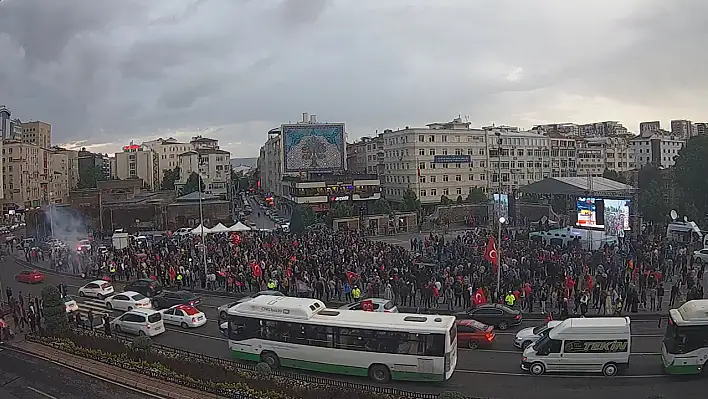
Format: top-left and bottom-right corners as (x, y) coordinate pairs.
(662, 299), (708, 375)
(223, 295), (458, 382)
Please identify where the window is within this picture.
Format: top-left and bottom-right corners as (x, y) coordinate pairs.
(455, 175), (461, 181)
(442, 175), (449, 182)
(430, 188), (437, 196)
(430, 176), (436, 183)
(419, 149), (425, 156)
(420, 190), (427, 197)
(430, 149), (436, 156)
(419, 135), (424, 142)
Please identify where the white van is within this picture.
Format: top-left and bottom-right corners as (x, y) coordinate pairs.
(521, 317), (631, 376)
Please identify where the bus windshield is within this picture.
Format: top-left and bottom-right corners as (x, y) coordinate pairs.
(664, 316), (708, 355)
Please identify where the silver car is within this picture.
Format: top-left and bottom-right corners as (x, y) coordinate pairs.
(514, 320), (562, 349)
(339, 298), (398, 313)
(217, 290), (285, 319)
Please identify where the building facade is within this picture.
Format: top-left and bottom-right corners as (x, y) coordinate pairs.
(20, 121), (52, 149)
(49, 150), (71, 203)
(576, 136), (635, 177)
(142, 137), (192, 187)
(175, 136), (231, 197)
(1, 139), (50, 210)
(52, 147), (80, 190)
(112, 144), (157, 189)
(260, 128), (284, 198)
(631, 133), (685, 169)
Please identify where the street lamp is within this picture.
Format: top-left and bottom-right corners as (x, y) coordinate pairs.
(197, 173), (208, 277)
(496, 216), (506, 301)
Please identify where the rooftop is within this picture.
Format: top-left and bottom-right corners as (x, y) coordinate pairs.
(519, 177), (635, 196)
(179, 148), (230, 156)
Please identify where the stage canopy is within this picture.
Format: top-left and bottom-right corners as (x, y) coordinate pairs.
(518, 177), (635, 197)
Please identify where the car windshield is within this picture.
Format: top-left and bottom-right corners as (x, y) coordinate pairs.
(130, 294), (146, 301)
(532, 324), (549, 335)
(147, 313), (162, 323)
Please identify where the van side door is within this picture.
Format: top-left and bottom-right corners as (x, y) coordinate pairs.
(540, 339), (564, 372)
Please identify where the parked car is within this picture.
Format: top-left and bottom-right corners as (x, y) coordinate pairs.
(78, 280), (114, 299)
(514, 320), (562, 349)
(124, 278), (163, 298)
(15, 270), (44, 284)
(151, 291), (201, 309)
(105, 291), (152, 311)
(110, 309), (165, 337)
(456, 319), (496, 349)
(160, 304), (207, 328)
(339, 298), (398, 313)
(456, 304), (522, 330)
(217, 290), (285, 319)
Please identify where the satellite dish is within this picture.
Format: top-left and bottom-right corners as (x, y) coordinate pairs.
(684, 216), (689, 222)
(670, 210), (678, 220)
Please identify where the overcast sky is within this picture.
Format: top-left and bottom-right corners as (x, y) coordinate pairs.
(1, 0), (705, 157)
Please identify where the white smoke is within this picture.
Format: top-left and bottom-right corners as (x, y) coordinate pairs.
(45, 205), (88, 248)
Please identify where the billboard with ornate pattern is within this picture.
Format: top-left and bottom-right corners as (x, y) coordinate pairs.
(282, 123), (345, 173)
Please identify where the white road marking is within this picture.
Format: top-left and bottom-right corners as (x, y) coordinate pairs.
(26, 386), (58, 399)
(455, 369), (668, 378)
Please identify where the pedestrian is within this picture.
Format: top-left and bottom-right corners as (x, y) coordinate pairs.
(103, 314), (111, 336)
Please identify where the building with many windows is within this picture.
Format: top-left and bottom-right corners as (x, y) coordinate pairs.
(346, 134), (384, 177)
(1, 139), (50, 211)
(175, 136), (231, 197)
(576, 136), (635, 177)
(631, 133), (685, 169)
(142, 137), (192, 187)
(111, 143), (158, 190)
(20, 121), (52, 149)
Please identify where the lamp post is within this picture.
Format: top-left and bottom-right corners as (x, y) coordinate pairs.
(197, 173), (208, 277)
(496, 216), (506, 301)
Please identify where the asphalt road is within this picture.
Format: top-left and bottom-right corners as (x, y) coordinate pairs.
(1, 258), (705, 399)
(0, 347), (153, 399)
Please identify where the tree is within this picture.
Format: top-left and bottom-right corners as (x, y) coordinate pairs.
(330, 201), (354, 218)
(440, 195), (453, 206)
(372, 198), (392, 215)
(41, 285), (69, 337)
(602, 168), (626, 184)
(466, 187), (487, 203)
(290, 206), (305, 234)
(78, 165), (107, 189)
(401, 188), (420, 212)
(160, 166), (180, 190)
(674, 135), (708, 220)
(637, 164), (668, 223)
(180, 172), (205, 195)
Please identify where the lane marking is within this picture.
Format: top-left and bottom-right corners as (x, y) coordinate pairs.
(26, 386), (58, 399)
(455, 369), (668, 378)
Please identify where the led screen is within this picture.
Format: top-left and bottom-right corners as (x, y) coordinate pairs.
(576, 197), (631, 234)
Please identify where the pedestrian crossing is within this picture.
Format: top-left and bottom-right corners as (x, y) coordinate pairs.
(73, 298), (112, 319)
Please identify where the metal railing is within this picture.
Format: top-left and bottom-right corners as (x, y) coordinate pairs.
(27, 328), (488, 399)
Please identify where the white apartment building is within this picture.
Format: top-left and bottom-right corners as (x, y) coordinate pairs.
(1, 139), (50, 210)
(576, 136), (635, 177)
(631, 133), (685, 169)
(142, 137), (192, 186)
(112, 144), (158, 189)
(175, 136), (231, 197)
(260, 128), (284, 198)
(52, 147), (80, 190)
(49, 150), (71, 203)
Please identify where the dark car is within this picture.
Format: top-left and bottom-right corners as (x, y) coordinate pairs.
(456, 304), (522, 330)
(124, 278), (163, 298)
(151, 290), (201, 309)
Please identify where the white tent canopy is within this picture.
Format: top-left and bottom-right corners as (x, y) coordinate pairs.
(210, 223), (229, 233)
(229, 222), (251, 232)
(190, 224), (212, 235)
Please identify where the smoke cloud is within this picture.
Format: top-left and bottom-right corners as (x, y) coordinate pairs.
(43, 205), (88, 247)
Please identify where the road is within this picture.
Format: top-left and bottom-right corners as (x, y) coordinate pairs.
(240, 195), (286, 230)
(0, 346), (153, 399)
(1, 258), (704, 399)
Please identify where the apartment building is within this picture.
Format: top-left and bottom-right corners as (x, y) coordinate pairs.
(260, 127), (284, 198)
(1, 139), (50, 210)
(639, 121), (661, 135)
(694, 122), (708, 136)
(532, 123), (581, 137)
(112, 143), (158, 189)
(175, 136), (231, 197)
(631, 132), (685, 169)
(671, 119), (694, 140)
(21, 121), (52, 149)
(52, 147), (80, 190)
(142, 137), (192, 185)
(49, 150), (71, 203)
(576, 137), (635, 177)
(346, 135), (384, 176)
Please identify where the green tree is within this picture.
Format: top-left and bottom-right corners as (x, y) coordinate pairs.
(180, 172), (205, 195)
(330, 201), (354, 218)
(372, 198), (392, 215)
(466, 187), (487, 203)
(160, 166), (181, 190)
(401, 188), (420, 212)
(440, 195), (453, 206)
(300, 205), (317, 227)
(78, 165), (107, 189)
(41, 285), (69, 337)
(637, 164), (668, 223)
(674, 135), (708, 220)
(602, 168), (626, 184)
(290, 206), (305, 234)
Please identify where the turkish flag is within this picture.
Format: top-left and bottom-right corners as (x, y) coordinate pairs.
(361, 299), (374, 312)
(473, 288), (486, 305)
(251, 263), (262, 278)
(231, 233), (241, 245)
(346, 271), (359, 283)
(484, 236), (498, 271)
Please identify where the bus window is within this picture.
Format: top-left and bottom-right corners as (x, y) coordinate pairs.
(665, 324), (708, 354)
(228, 316), (258, 340)
(424, 334), (445, 357)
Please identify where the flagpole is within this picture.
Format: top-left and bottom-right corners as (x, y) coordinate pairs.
(496, 216), (505, 302)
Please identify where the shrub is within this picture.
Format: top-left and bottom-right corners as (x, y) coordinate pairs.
(255, 362), (272, 378)
(41, 285), (69, 337)
(132, 336), (153, 352)
(439, 392), (467, 399)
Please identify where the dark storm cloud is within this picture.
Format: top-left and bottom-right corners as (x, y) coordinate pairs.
(0, 0), (704, 156)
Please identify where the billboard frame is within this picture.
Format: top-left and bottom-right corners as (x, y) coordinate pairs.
(281, 123), (346, 173)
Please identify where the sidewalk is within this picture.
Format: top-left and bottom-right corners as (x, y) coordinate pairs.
(8, 338), (228, 399)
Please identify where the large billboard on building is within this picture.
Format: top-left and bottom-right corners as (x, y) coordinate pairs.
(282, 123), (345, 173)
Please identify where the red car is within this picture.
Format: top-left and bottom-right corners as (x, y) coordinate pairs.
(15, 270), (44, 284)
(456, 319), (495, 349)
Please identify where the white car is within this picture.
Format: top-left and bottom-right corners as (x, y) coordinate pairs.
(105, 291), (152, 311)
(111, 309), (165, 337)
(514, 320), (562, 349)
(160, 304), (207, 328)
(78, 280), (115, 299)
(64, 296), (79, 313)
(692, 248), (708, 264)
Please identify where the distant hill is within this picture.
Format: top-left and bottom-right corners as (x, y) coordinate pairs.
(230, 157), (258, 168)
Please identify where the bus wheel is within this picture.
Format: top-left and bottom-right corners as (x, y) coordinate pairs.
(602, 363), (618, 377)
(260, 351), (280, 369)
(369, 364), (391, 383)
(529, 362), (545, 375)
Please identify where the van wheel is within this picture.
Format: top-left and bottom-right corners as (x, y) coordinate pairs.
(468, 340), (479, 350)
(602, 363), (618, 377)
(260, 351), (280, 369)
(368, 364), (391, 383)
(498, 321), (508, 330)
(521, 341), (531, 350)
(529, 362), (545, 375)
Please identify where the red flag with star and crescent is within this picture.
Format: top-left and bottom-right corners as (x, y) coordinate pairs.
(484, 236), (498, 272)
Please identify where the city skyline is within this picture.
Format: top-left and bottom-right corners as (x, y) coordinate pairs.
(1, 0), (706, 157)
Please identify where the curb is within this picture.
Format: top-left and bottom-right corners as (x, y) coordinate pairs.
(12, 257), (668, 321)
